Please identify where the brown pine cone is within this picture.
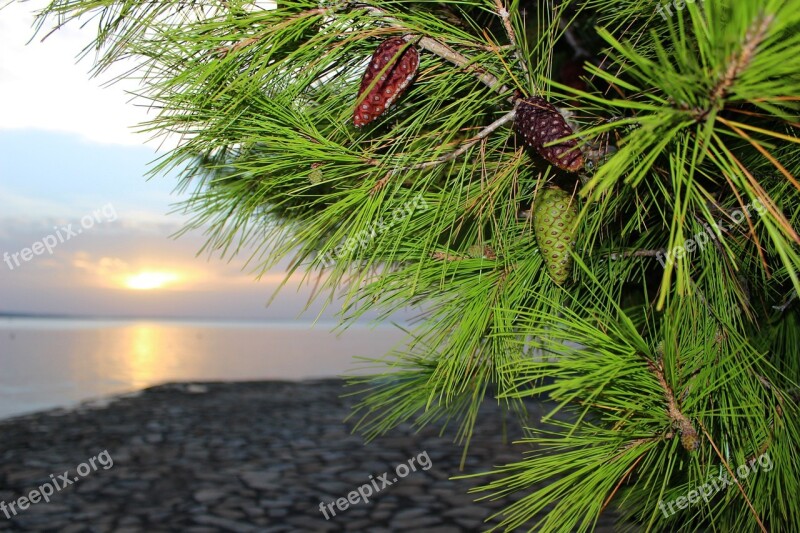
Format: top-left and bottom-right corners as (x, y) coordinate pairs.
(514, 96), (584, 172)
(353, 37), (419, 128)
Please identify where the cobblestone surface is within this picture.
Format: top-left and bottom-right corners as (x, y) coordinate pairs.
(0, 380), (629, 532)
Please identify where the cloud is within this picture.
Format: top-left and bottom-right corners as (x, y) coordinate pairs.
(0, 1), (158, 147)
(1, 1), (280, 149)
(0, 216), (325, 318)
(0, 185), (79, 221)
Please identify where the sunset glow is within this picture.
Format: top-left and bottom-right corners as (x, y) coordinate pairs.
(124, 271), (180, 290)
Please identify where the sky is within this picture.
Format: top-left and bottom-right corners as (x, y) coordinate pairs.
(0, 0), (371, 321)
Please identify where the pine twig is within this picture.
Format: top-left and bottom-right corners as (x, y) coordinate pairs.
(431, 245), (497, 261)
(370, 109), (517, 193)
(710, 15), (773, 104)
(494, 0), (529, 76)
(600, 453), (646, 513)
(359, 3), (589, 184)
(606, 249), (666, 260)
(648, 358), (699, 452)
(358, 4), (512, 97)
(419, 36), (512, 96)
(697, 420), (768, 533)
(772, 289), (798, 312)
(431, 251), (468, 261)
(407, 109), (517, 171)
(215, 8), (329, 57)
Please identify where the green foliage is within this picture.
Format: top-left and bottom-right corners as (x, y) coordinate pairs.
(29, 0), (800, 530)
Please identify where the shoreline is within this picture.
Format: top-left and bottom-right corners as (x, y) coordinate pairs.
(0, 380), (624, 532)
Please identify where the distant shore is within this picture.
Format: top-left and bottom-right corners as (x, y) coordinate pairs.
(0, 380), (624, 532)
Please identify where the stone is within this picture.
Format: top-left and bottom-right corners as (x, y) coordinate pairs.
(117, 516), (142, 527)
(240, 471), (280, 491)
(315, 481), (350, 494)
(0, 380), (631, 532)
(193, 488), (228, 503)
(390, 513), (443, 529)
(345, 518), (375, 531)
(240, 505), (265, 517)
(284, 515), (339, 531)
(268, 508), (288, 518)
(60, 524), (92, 533)
(145, 433), (164, 444)
(258, 498), (293, 509)
(192, 514), (258, 532)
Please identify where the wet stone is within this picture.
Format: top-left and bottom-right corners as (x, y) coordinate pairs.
(391, 512), (443, 529)
(192, 514), (258, 532)
(0, 380), (631, 532)
(240, 471), (281, 491)
(193, 488), (228, 503)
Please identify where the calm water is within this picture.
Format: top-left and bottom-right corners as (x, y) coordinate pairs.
(0, 318), (408, 420)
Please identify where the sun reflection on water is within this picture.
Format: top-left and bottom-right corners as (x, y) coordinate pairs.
(126, 324), (162, 389)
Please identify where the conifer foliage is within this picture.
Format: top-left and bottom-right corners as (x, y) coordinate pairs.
(30, 0), (800, 530)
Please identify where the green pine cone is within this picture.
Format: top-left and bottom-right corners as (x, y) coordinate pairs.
(533, 186), (578, 285)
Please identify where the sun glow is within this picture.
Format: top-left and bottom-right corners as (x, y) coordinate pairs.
(124, 271), (180, 290)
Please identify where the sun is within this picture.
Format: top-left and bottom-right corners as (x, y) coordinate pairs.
(124, 271), (180, 290)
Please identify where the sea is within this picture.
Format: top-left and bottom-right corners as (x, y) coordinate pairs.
(0, 317), (409, 420)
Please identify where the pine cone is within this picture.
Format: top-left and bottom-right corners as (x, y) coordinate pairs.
(533, 186), (578, 285)
(680, 430), (701, 452)
(353, 37), (419, 128)
(308, 164), (323, 184)
(514, 97), (584, 172)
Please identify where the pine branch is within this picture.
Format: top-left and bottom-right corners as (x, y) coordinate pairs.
(431, 245), (497, 262)
(599, 452), (646, 513)
(431, 251), (468, 261)
(494, 0), (529, 76)
(397, 109), (517, 170)
(717, 115), (800, 193)
(710, 15), (774, 104)
(698, 421), (768, 533)
(216, 7), (329, 56)
(648, 357), (699, 452)
(357, 4), (513, 96)
(32, 1), (800, 530)
(772, 289), (798, 312)
(606, 249), (666, 260)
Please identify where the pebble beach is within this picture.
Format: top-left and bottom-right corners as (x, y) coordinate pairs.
(0, 380), (624, 532)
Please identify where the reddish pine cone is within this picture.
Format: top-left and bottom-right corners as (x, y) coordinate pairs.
(533, 186), (578, 285)
(353, 37), (419, 128)
(514, 97), (584, 172)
